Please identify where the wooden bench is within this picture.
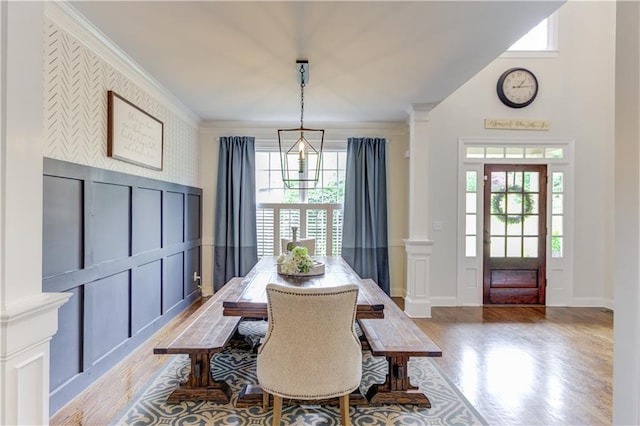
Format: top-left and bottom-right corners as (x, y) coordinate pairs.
(357, 279), (442, 407)
(153, 277), (248, 403)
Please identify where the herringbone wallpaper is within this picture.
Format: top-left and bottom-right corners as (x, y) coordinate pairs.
(43, 19), (200, 187)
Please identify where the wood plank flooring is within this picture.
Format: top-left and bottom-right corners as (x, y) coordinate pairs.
(50, 302), (613, 425)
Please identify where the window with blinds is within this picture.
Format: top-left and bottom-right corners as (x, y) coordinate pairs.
(256, 150), (346, 258)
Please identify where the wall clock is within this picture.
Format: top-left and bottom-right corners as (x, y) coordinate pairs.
(496, 67), (538, 108)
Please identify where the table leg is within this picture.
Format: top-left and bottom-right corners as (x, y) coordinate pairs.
(166, 352), (232, 404)
(365, 356), (431, 407)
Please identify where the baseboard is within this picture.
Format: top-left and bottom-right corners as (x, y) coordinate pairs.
(571, 297), (614, 310)
(430, 296), (458, 307)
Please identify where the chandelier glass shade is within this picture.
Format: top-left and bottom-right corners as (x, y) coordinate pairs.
(278, 60), (324, 189)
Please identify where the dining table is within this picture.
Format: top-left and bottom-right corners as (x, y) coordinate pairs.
(222, 255), (385, 319)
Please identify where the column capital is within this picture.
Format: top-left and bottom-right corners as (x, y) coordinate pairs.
(406, 103), (438, 122)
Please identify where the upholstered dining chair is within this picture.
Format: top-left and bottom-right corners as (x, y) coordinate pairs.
(256, 283), (362, 426)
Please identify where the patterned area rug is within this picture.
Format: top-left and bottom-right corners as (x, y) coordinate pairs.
(112, 336), (486, 426)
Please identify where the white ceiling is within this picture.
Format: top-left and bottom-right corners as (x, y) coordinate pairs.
(69, 1), (564, 123)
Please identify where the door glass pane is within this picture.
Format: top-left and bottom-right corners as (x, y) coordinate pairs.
(524, 172), (539, 192)
(507, 221), (521, 236)
(506, 237), (522, 257)
(552, 194), (563, 214)
(523, 215), (538, 235)
(507, 193), (523, 214)
(491, 172), (506, 192)
(465, 236), (477, 257)
(526, 194), (539, 214)
(490, 237), (505, 257)
(491, 193), (504, 214)
(466, 193), (477, 213)
(466, 214), (477, 235)
(491, 215), (506, 235)
(507, 171), (523, 189)
(523, 237), (538, 258)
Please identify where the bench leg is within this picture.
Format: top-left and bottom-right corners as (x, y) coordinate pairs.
(166, 352), (232, 404)
(365, 356), (431, 407)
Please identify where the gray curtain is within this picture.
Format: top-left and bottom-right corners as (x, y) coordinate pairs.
(341, 137), (390, 294)
(213, 136), (258, 291)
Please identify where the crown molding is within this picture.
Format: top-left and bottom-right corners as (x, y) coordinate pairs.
(45, 1), (200, 126)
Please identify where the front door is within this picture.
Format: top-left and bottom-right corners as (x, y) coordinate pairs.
(483, 164), (547, 304)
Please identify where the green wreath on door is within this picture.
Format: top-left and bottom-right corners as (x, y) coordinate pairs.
(492, 185), (535, 225)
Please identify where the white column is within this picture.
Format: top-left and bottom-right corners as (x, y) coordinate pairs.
(613, 3), (640, 425)
(0, 3), (70, 424)
(404, 104), (436, 318)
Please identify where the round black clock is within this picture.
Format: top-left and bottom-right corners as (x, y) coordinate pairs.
(496, 67), (538, 108)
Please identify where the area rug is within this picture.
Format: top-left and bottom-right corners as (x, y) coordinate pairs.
(112, 337), (486, 426)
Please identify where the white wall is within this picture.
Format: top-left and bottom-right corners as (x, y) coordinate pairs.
(613, 2), (640, 424)
(426, 1), (616, 306)
(199, 121), (408, 296)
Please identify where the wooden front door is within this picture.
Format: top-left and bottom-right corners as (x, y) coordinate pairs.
(483, 164), (547, 304)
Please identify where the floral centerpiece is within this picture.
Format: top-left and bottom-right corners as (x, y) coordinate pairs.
(276, 246), (324, 276)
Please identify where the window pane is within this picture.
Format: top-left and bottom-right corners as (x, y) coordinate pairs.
(337, 152), (347, 169)
(545, 147), (564, 159)
(270, 152), (281, 169)
(506, 237), (522, 257)
(466, 193), (477, 214)
(552, 215), (563, 235)
(465, 236), (477, 257)
(323, 152), (338, 169)
(509, 18), (549, 51)
(552, 194), (563, 214)
(491, 194), (504, 215)
(505, 147), (524, 158)
(490, 237), (505, 257)
(552, 172), (563, 192)
(466, 214), (477, 235)
(466, 171), (477, 192)
(486, 147), (504, 158)
(525, 147), (544, 158)
(523, 237), (538, 258)
(256, 152), (270, 170)
(552, 236), (563, 258)
(466, 147), (485, 158)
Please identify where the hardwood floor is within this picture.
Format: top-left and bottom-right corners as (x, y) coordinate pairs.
(50, 303), (613, 426)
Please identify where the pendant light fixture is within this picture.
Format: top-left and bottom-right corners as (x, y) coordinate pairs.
(278, 60), (324, 189)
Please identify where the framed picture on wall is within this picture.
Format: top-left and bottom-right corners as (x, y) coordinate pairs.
(107, 91), (164, 170)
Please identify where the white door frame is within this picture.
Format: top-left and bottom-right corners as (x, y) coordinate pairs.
(457, 137), (575, 306)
